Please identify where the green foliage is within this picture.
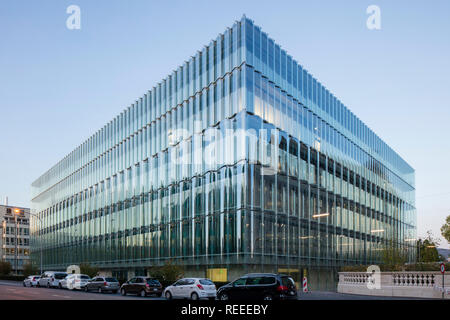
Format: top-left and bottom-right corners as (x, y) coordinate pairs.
(441, 215), (450, 244)
(22, 262), (39, 277)
(148, 260), (184, 286)
(79, 263), (99, 278)
(340, 265), (368, 272)
(340, 262), (450, 272)
(418, 231), (441, 263)
(0, 261), (12, 275)
(380, 243), (408, 267)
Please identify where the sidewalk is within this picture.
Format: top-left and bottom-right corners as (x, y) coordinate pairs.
(0, 280), (22, 287)
(297, 290), (431, 300)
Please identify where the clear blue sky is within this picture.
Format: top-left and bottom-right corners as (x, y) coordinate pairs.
(0, 0), (449, 248)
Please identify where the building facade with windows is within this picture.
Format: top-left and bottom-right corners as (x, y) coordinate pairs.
(0, 205), (30, 275)
(31, 16), (416, 290)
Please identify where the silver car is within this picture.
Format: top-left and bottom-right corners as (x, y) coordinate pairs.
(23, 275), (40, 287)
(164, 278), (216, 300)
(84, 276), (120, 293)
(38, 271), (68, 288)
(60, 274), (91, 290)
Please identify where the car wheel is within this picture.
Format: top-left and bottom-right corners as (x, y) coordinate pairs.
(140, 290), (146, 297)
(219, 292), (229, 301)
(165, 291), (172, 300)
(190, 292), (199, 300)
(121, 288), (126, 296)
(263, 294), (273, 301)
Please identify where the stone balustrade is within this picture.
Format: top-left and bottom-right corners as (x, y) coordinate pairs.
(338, 271), (450, 299)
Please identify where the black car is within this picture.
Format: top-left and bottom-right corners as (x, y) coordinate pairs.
(217, 273), (297, 301)
(120, 277), (163, 297)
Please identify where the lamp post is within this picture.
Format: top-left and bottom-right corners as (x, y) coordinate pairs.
(13, 209), (21, 275)
(29, 212), (43, 275)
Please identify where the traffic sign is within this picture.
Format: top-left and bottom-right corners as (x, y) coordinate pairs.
(440, 263), (445, 274)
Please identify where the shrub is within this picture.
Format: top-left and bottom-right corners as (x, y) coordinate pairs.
(79, 263), (99, 278)
(23, 262), (39, 277)
(0, 275), (25, 281)
(340, 262), (450, 273)
(148, 260), (184, 287)
(0, 261), (12, 275)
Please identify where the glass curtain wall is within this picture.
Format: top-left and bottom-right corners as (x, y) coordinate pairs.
(30, 16), (416, 273)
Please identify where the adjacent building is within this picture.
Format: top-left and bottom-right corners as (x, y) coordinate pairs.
(0, 205), (30, 275)
(31, 16), (416, 289)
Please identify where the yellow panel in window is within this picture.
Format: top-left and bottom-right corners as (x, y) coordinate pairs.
(206, 268), (227, 282)
(277, 268), (299, 273)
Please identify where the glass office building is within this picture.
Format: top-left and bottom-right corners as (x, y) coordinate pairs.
(31, 16), (415, 289)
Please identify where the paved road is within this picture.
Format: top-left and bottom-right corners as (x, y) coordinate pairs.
(0, 280), (163, 300)
(0, 280), (433, 300)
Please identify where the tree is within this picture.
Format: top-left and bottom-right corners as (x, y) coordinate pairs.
(380, 241), (408, 270)
(79, 263), (99, 278)
(441, 215), (450, 244)
(0, 261), (12, 275)
(148, 260), (184, 285)
(23, 262), (39, 277)
(418, 230), (441, 263)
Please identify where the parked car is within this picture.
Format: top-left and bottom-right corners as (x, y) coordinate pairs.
(163, 278), (216, 300)
(84, 276), (120, 293)
(216, 273), (297, 301)
(23, 275), (40, 287)
(60, 274), (91, 290)
(120, 277), (163, 297)
(37, 271), (68, 288)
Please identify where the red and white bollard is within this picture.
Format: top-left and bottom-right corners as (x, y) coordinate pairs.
(302, 277), (308, 293)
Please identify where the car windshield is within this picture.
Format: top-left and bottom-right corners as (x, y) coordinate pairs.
(55, 273), (67, 279)
(146, 279), (161, 285)
(80, 275), (90, 280)
(199, 279), (214, 285)
(105, 277), (118, 282)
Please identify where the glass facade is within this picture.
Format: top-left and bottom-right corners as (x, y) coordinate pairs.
(31, 16), (415, 287)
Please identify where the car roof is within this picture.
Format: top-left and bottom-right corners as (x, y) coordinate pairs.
(243, 273), (282, 277)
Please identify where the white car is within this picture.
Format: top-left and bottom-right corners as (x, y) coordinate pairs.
(163, 278), (216, 300)
(23, 275), (40, 287)
(60, 274), (91, 290)
(37, 271), (68, 288)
